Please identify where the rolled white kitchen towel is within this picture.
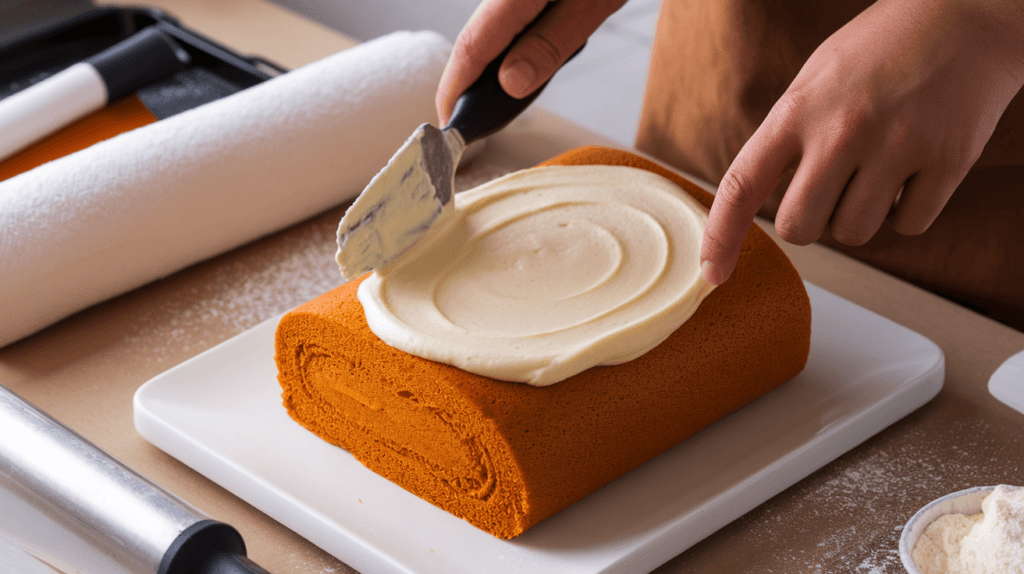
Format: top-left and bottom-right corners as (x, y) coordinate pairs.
(0, 30), (452, 348)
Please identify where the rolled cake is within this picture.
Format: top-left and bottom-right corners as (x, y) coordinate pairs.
(275, 146), (811, 539)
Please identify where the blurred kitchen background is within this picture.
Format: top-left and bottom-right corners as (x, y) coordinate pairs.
(271, 0), (662, 147)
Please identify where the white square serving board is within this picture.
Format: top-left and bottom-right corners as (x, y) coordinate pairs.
(134, 282), (944, 574)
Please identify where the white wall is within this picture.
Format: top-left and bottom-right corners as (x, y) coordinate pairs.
(274, 0), (477, 41)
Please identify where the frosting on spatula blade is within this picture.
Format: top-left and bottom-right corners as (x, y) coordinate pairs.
(335, 123), (455, 280)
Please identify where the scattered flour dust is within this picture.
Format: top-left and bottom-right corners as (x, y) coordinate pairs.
(122, 216), (346, 361)
(123, 161), (515, 364)
(670, 415), (1022, 574)
(274, 547), (356, 574)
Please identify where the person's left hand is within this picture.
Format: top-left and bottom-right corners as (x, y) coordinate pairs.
(700, 0), (1024, 285)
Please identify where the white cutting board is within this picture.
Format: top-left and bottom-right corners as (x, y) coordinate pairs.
(134, 282), (943, 574)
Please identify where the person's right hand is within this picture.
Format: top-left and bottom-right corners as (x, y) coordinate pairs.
(436, 0), (627, 125)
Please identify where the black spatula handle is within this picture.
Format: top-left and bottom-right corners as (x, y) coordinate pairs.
(445, 2), (585, 144)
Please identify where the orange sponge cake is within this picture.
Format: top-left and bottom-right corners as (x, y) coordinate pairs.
(275, 146), (811, 539)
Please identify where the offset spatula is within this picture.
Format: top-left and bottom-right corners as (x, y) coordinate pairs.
(336, 5), (583, 280)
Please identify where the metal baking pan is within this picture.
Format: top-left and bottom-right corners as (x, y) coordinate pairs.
(0, 5), (287, 120)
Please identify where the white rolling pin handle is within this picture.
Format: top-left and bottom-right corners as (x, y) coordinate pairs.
(0, 62), (107, 162)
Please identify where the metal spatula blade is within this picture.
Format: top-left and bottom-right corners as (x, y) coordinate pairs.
(335, 123), (461, 280)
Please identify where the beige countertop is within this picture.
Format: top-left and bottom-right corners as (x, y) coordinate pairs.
(3, 1), (1023, 572)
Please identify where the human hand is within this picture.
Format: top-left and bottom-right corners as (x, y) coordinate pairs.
(700, 0), (1024, 285)
(436, 0), (627, 125)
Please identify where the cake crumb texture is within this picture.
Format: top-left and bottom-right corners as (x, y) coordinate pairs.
(274, 146), (812, 538)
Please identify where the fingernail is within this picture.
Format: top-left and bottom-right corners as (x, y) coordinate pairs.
(502, 60), (535, 97)
(701, 260), (722, 285)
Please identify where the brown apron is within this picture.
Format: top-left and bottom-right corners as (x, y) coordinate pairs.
(636, 0), (1024, 330)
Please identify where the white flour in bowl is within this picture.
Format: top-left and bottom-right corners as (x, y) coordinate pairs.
(912, 484), (1024, 574)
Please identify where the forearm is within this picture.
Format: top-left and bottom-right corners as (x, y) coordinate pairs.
(946, 0), (1024, 85)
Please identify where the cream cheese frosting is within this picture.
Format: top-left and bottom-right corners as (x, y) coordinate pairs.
(355, 164), (716, 385)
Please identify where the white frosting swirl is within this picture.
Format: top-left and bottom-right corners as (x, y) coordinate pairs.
(357, 164), (715, 385)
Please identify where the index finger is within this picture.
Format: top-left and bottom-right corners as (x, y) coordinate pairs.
(436, 0), (550, 125)
(700, 106), (801, 285)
